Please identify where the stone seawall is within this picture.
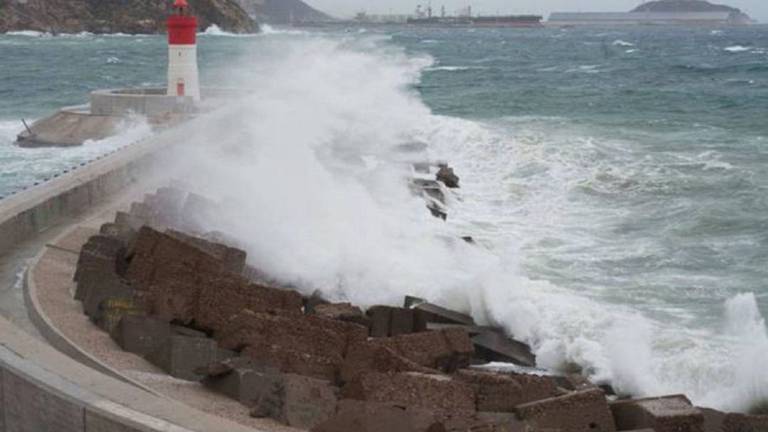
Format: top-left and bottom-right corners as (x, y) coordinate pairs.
(0, 131), (172, 259)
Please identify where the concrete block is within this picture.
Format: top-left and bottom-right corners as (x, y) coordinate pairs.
(74, 234), (126, 284)
(610, 395), (704, 432)
(114, 210), (145, 231)
(472, 330), (536, 367)
(81, 272), (133, 319)
(195, 276), (303, 336)
(343, 372), (476, 412)
(312, 399), (442, 432)
(516, 388), (616, 432)
(313, 303), (370, 328)
(412, 301), (475, 332)
(270, 374), (339, 429)
(366, 305), (415, 337)
(303, 290), (330, 315)
(2, 369), (85, 432)
(367, 305), (393, 337)
(146, 334), (220, 381)
(723, 413), (768, 432)
(340, 342), (436, 383)
(111, 315), (171, 356)
(98, 297), (146, 334)
(99, 222), (136, 250)
(205, 365), (283, 405)
(456, 369), (560, 412)
(166, 229), (246, 274)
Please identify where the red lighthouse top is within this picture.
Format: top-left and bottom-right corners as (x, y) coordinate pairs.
(168, 0), (196, 45)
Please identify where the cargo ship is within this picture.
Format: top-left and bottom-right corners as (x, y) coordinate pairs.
(405, 5), (543, 27)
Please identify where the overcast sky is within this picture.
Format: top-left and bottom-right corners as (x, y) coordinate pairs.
(307, 0), (767, 21)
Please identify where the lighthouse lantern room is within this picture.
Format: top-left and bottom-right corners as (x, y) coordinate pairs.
(167, 0), (200, 102)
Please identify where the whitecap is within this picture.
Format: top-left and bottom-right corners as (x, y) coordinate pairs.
(4, 30), (49, 37)
(612, 39), (634, 47)
(425, 66), (485, 72)
(724, 45), (751, 53)
(106, 56), (121, 64)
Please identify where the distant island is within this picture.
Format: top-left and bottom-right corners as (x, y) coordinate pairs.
(549, 0), (754, 26)
(632, 0), (753, 22)
(0, 0), (256, 34)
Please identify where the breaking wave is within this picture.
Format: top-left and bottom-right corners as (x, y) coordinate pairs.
(154, 31), (768, 413)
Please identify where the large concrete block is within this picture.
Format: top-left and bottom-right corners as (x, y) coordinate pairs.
(146, 333), (220, 381)
(311, 399), (443, 432)
(313, 303), (371, 328)
(342, 372), (476, 412)
(472, 330), (536, 367)
(455, 369), (560, 412)
(340, 342), (436, 383)
(98, 297), (146, 334)
(610, 395), (704, 432)
(366, 305), (415, 337)
(99, 222), (136, 252)
(410, 301), (475, 332)
(81, 272), (134, 320)
(386, 328), (475, 372)
(74, 234), (126, 285)
(2, 369), (85, 432)
(204, 364), (283, 405)
(111, 315), (171, 356)
(195, 276), (303, 336)
(516, 388), (616, 432)
(264, 374), (339, 429)
(166, 229), (246, 274)
(723, 413), (768, 432)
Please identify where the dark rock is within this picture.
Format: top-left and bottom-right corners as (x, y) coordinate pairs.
(111, 315), (171, 356)
(411, 301), (475, 332)
(74, 235), (126, 285)
(359, 328), (474, 373)
(340, 342), (437, 383)
(366, 305), (415, 337)
(99, 222), (136, 249)
(304, 290), (331, 315)
(114, 211), (146, 231)
(472, 330), (536, 367)
(436, 166), (460, 188)
(165, 229), (247, 274)
(98, 297), (146, 334)
(311, 399), (444, 432)
(218, 310), (367, 381)
(195, 274), (304, 336)
(428, 203), (447, 221)
(314, 303), (371, 328)
(610, 395), (703, 432)
(516, 388), (616, 432)
(342, 372), (476, 412)
(146, 333), (222, 381)
(260, 373), (339, 429)
(455, 369), (560, 412)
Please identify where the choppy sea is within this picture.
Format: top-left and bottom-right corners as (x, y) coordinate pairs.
(1, 24), (767, 412)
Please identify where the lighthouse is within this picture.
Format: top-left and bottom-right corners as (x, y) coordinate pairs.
(167, 0), (200, 102)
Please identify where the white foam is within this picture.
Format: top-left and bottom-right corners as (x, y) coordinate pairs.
(4, 30), (49, 37)
(612, 39), (634, 47)
(724, 45), (751, 53)
(156, 31), (768, 413)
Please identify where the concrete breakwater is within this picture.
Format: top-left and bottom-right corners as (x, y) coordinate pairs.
(55, 184), (768, 431)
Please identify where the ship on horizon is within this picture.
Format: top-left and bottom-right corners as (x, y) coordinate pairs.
(404, 4), (543, 27)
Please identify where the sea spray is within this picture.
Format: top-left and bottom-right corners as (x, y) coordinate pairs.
(159, 30), (768, 413)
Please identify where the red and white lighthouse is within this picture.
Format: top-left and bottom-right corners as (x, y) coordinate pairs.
(167, 0), (200, 101)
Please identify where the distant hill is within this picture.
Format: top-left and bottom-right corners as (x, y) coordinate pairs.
(0, 0), (258, 34)
(235, 0), (334, 24)
(632, 0), (752, 21)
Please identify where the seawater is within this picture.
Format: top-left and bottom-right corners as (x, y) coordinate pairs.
(1, 25), (767, 412)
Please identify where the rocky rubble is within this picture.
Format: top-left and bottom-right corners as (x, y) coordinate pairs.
(71, 186), (768, 432)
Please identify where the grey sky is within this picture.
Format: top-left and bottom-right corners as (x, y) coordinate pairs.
(307, 0), (767, 21)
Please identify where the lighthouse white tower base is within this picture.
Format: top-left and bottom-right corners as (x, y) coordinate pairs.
(167, 45), (200, 101)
